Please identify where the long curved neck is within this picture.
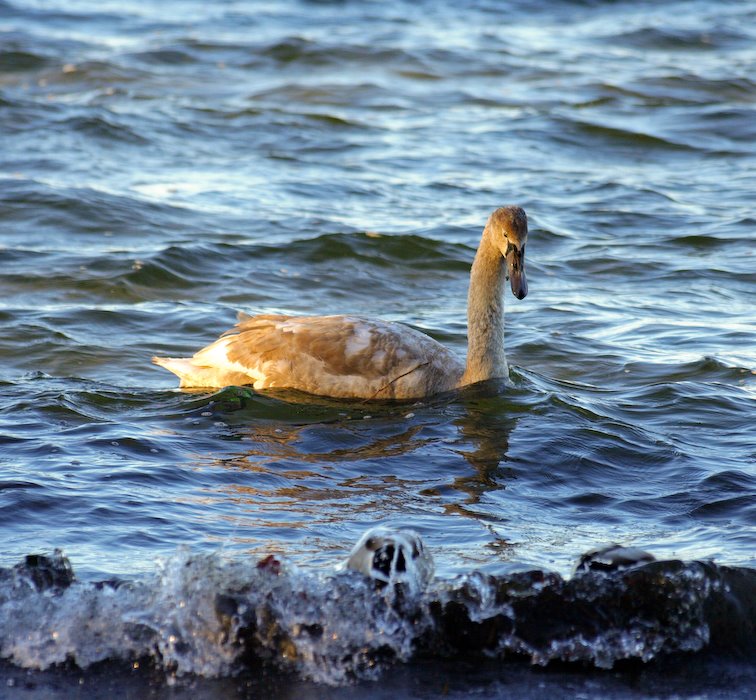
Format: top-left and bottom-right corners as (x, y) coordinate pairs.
(461, 223), (508, 386)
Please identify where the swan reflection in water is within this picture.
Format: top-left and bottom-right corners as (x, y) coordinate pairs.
(192, 381), (522, 562)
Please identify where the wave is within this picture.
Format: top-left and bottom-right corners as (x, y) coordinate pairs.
(606, 25), (752, 51)
(61, 114), (150, 145)
(0, 178), (209, 246)
(0, 49), (49, 73)
(1, 530), (753, 685)
(559, 117), (698, 153)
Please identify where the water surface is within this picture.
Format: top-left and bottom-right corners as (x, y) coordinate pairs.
(0, 0), (754, 693)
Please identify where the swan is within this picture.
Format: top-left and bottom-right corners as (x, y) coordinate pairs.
(152, 205), (528, 399)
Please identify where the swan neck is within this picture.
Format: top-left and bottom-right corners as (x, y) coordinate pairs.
(462, 223), (508, 385)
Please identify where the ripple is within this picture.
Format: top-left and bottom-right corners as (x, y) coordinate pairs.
(642, 75), (756, 105)
(0, 479), (43, 490)
(610, 26), (751, 51)
(0, 178), (205, 246)
(690, 495), (756, 521)
(131, 48), (197, 66)
(700, 469), (756, 492)
(62, 114), (149, 145)
(0, 49), (49, 72)
(564, 117), (698, 152)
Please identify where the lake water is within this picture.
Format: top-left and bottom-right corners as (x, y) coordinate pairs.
(0, 0), (754, 696)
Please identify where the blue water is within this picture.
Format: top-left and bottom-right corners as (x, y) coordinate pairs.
(0, 0), (754, 691)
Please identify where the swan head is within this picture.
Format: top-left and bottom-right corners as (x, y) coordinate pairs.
(490, 205), (528, 300)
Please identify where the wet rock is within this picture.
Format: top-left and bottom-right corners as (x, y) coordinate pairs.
(2, 539), (754, 685)
(701, 563), (756, 659)
(7, 550), (75, 591)
(575, 544), (656, 574)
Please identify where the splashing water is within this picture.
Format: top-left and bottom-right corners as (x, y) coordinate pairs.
(1, 530), (752, 686)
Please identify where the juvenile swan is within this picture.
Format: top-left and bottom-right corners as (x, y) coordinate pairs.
(153, 206), (529, 399)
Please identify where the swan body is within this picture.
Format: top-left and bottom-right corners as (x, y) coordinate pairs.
(153, 206), (529, 399)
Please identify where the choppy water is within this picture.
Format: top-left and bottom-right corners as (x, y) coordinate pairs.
(1, 0), (754, 695)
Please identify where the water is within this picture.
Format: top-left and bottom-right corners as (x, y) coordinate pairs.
(0, 0), (754, 694)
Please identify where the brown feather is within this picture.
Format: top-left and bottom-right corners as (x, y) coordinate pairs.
(210, 314), (462, 399)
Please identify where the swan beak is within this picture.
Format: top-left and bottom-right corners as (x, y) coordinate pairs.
(506, 245), (528, 299)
